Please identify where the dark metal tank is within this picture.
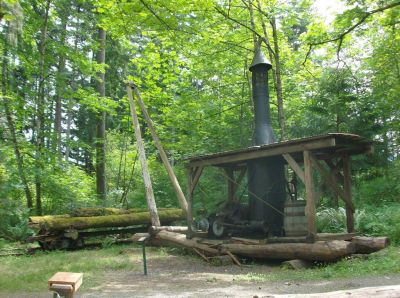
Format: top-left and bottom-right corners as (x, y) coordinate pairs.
(247, 47), (286, 236)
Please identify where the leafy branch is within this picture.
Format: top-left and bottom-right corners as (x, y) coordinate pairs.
(303, 1), (400, 64)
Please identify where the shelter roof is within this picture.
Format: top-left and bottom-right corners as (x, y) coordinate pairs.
(186, 133), (373, 168)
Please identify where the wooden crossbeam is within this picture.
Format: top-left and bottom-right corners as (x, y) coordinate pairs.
(283, 153), (305, 184)
(325, 159), (344, 182)
(189, 166), (204, 195)
(310, 154), (354, 212)
(233, 167), (247, 194)
(225, 167), (235, 201)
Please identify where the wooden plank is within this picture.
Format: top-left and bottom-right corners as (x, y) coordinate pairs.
(233, 167), (247, 194)
(226, 250), (241, 266)
(132, 84), (188, 215)
(316, 232), (357, 241)
(189, 138), (336, 167)
(342, 154), (355, 233)
(310, 154), (355, 211)
(303, 150), (316, 236)
(231, 237), (261, 245)
(283, 153), (305, 184)
(189, 166), (203, 195)
(193, 248), (210, 262)
(225, 167), (235, 201)
(325, 159), (344, 182)
(127, 85), (160, 227)
(48, 272), (83, 292)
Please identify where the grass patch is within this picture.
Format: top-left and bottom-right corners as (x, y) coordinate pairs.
(0, 244), (140, 292)
(236, 245), (400, 282)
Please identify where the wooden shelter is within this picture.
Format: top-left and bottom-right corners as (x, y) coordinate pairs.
(185, 133), (373, 240)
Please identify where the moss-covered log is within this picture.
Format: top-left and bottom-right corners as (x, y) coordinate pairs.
(39, 209), (185, 231)
(29, 215), (71, 225)
(71, 207), (133, 217)
(70, 207), (174, 217)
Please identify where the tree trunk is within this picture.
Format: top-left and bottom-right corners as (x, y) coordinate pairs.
(54, 12), (68, 158)
(255, 0), (285, 140)
(95, 27), (107, 200)
(270, 17), (285, 140)
(1, 44), (33, 209)
(35, 0), (51, 215)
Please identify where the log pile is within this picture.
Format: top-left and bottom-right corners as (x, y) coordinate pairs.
(29, 208), (185, 232)
(135, 229), (390, 262)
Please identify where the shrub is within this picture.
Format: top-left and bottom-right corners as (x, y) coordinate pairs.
(317, 204), (400, 244)
(0, 199), (32, 241)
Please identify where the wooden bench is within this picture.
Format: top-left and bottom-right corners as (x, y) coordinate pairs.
(48, 272), (83, 298)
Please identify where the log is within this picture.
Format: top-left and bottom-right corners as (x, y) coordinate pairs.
(71, 207), (172, 217)
(40, 209), (185, 231)
(351, 236), (390, 253)
(127, 84), (160, 227)
(154, 230), (220, 255)
(148, 226), (188, 235)
(219, 240), (355, 261)
(71, 208), (131, 217)
(29, 215), (70, 225)
(133, 85), (188, 214)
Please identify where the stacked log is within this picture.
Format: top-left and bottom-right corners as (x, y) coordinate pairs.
(29, 208), (185, 232)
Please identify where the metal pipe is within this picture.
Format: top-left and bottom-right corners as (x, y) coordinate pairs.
(248, 46), (286, 236)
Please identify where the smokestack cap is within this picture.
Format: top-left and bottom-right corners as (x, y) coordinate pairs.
(249, 47), (272, 72)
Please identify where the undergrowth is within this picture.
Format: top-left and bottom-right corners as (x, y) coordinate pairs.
(317, 203), (400, 244)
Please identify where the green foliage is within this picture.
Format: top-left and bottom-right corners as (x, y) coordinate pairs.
(41, 164), (97, 214)
(0, 199), (32, 241)
(356, 161), (400, 206)
(316, 207), (347, 233)
(317, 204), (400, 244)
(0, 0), (399, 250)
(356, 204), (400, 244)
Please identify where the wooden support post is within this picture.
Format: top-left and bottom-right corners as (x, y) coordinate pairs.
(126, 85), (160, 227)
(187, 167), (194, 239)
(130, 83), (188, 215)
(303, 150), (316, 237)
(342, 154), (354, 233)
(225, 167), (235, 201)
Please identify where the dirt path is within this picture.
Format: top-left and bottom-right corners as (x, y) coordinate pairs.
(2, 249), (399, 297)
(82, 254), (400, 297)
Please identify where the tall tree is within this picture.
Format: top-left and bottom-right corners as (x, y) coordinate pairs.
(34, 0), (51, 215)
(95, 27), (107, 200)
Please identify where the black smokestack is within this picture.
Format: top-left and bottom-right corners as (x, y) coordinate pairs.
(249, 47), (275, 145)
(248, 45), (286, 236)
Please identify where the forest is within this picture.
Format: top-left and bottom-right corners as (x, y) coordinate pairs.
(0, 0), (399, 244)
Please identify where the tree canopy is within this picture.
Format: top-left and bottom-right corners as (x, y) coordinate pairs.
(0, 0), (399, 221)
